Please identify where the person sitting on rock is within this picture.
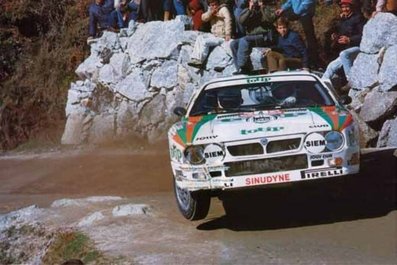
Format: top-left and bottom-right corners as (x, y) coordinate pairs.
(114, 0), (140, 28)
(187, 0), (232, 68)
(322, 0), (366, 92)
(323, 0), (366, 62)
(88, 0), (116, 43)
(275, 0), (319, 69)
(188, 0), (205, 30)
(230, 0), (276, 75)
(265, 17), (309, 73)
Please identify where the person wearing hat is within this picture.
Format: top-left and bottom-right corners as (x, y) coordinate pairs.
(322, 0), (366, 92)
(323, 0), (366, 62)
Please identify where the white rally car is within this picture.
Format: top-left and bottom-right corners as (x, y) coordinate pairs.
(168, 71), (360, 220)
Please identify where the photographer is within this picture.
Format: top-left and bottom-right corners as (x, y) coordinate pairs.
(231, 0), (276, 75)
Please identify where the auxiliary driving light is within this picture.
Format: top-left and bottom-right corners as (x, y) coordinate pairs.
(328, 157), (343, 167)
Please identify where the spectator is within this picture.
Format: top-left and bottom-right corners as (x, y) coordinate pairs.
(164, 0), (173, 20)
(323, 0), (366, 61)
(188, 0), (232, 68)
(373, 0), (397, 16)
(114, 0), (140, 28)
(233, 0), (247, 37)
(231, 0), (276, 75)
(174, 0), (188, 15)
(188, 0), (205, 29)
(88, 0), (116, 42)
(275, 0), (319, 69)
(265, 17), (309, 72)
(139, 0), (163, 22)
(322, 46), (360, 85)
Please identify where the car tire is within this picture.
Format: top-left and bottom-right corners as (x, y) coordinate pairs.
(173, 179), (211, 220)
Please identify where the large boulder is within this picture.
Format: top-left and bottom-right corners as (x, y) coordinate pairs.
(379, 45), (397, 91)
(360, 13), (397, 54)
(359, 90), (397, 124)
(377, 118), (397, 147)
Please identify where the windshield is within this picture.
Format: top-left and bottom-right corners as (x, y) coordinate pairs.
(189, 80), (335, 116)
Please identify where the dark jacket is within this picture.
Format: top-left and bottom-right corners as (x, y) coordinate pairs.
(89, 0), (115, 37)
(325, 12), (366, 57)
(275, 30), (309, 68)
(239, 5), (276, 36)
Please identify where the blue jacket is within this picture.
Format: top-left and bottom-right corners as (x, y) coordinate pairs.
(281, 0), (315, 17)
(276, 30), (309, 68)
(89, 0), (115, 37)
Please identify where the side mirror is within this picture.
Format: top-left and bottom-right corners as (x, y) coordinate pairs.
(173, 107), (187, 117)
(340, 95), (352, 105)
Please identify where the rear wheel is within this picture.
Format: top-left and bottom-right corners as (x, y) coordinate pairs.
(173, 179), (211, 220)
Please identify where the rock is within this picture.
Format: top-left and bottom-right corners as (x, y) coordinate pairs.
(114, 69), (152, 102)
(359, 90), (397, 124)
(350, 110), (378, 147)
(78, 212), (105, 227)
(377, 118), (397, 147)
(112, 204), (151, 217)
(61, 113), (87, 145)
(126, 20), (185, 63)
(151, 60), (178, 89)
(206, 45), (232, 71)
(51, 197), (123, 208)
(349, 53), (379, 90)
(360, 13), (397, 54)
(379, 45), (397, 91)
(88, 113), (116, 143)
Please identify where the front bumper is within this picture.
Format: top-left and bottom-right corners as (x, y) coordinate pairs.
(172, 147), (360, 191)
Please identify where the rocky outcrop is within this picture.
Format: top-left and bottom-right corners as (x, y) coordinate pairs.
(64, 14), (397, 148)
(348, 13), (397, 147)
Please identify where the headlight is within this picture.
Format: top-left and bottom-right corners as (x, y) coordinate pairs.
(184, 145), (205, 165)
(325, 131), (344, 151)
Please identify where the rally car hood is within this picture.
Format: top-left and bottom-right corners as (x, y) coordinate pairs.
(170, 106), (353, 147)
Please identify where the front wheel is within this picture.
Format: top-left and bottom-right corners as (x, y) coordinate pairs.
(173, 179), (211, 220)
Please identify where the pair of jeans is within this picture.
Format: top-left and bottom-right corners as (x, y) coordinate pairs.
(173, 0), (186, 15)
(231, 34), (272, 71)
(322, 46), (360, 80)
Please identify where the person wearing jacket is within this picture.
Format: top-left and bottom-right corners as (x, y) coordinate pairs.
(323, 0), (366, 61)
(322, 0), (366, 90)
(230, 0), (276, 74)
(275, 0), (319, 69)
(265, 17), (309, 72)
(188, 0), (232, 68)
(88, 0), (115, 40)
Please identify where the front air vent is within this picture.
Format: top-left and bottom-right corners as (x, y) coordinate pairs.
(227, 143), (264, 156)
(266, 138), (301, 153)
(225, 154), (308, 177)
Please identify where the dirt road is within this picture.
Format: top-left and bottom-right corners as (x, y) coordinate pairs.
(0, 143), (396, 264)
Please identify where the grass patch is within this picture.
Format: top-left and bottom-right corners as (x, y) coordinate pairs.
(42, 231), (111, 265)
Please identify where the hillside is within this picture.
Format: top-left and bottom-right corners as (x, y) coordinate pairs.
(1, 1), (339, 150)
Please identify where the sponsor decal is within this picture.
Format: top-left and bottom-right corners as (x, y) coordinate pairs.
(241, 126), (284, 135)
(309, 106), (353, 132)
(172, 114), (217, 146)
(246, 115), (272, 124)
(301, 168), (343, 179)
(309, 154), (332, 160)
(245, 173), (290, 186)
(304, 133), (326, 153)
(247, 76), (271, 84)
(203, 144), (225, 163)
(179, 165), (229, 172)
(309, 124), (329, 129)
(170, 145), (183, 162)
(195, 135), (219, 141)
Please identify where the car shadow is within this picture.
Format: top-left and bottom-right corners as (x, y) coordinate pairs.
(197, 149), (397, 231)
